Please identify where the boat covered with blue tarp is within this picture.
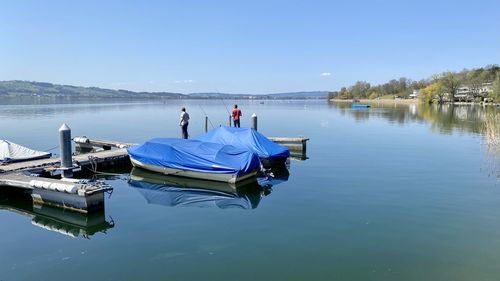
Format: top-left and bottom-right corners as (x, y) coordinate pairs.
(196, 126), (290, 166)
(127, 138), (261, 183)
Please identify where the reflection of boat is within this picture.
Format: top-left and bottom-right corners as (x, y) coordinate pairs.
(196, 126), (290, 166)
(128, 138), (261, 183)
(129, 167), (266, 209)
(258, 163), (290, 188)
(0, 189), (114, 238)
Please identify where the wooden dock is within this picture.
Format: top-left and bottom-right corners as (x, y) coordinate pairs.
(0, 133), (308, 213)
(0, 172), (112, 213)
(268, 137), (309, 153)
(0, 149), (127, 213)
(0, 148), (130, 174)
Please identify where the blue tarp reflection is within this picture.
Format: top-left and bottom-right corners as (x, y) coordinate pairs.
(128, 165), (290, 210)
(129, 168), (263, 209)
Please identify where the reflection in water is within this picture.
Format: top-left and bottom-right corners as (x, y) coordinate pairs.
(0, 99), (157, 120)
(331, 101), (500, 177)
(0, 189), (114, 238)
(483, 110), (500, 176)
(258, 162), (290, 188)
(329, 101), (494, 134)
(128, 167), (289, 209)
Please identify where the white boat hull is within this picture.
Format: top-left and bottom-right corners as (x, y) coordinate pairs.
(129, 157), (257, 183)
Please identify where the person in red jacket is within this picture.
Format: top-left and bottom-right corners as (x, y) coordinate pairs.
(231, 104), (242, 128)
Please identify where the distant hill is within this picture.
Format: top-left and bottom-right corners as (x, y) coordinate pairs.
(0, 81), (328, 100)
(265, 91), (328, 99)
(187, 92), (254, 99)
(187, 91), (328, 99)
(0, 80), (183, 99)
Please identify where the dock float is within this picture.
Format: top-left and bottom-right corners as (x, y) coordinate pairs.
(0, 172), (112, 213)
(0, 189), (114, 238)
(0, 148), (130, 174)
(1, 125), (308, 214)
(268, 137), (309, 154)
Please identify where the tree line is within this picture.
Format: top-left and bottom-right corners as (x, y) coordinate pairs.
(328, 64), (500, 103)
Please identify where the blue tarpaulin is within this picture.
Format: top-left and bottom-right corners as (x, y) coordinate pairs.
(196, 127), (290, 160)
(128, 138), (261, 175)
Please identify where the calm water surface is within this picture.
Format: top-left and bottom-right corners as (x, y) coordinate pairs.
(1, 100), (500, 281)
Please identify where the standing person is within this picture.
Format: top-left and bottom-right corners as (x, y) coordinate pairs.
(179, 107), (190, 139)
(232, 104), (242, 128)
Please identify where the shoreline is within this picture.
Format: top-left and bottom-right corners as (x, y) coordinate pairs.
(330, 99), (499, 106)
(329, 98), (419, 105)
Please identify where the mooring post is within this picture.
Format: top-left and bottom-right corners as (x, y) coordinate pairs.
(59, 123), (73, 178)
(205, 116), (208, 132)
(228, 115), (232, 127)
(251, 113), (257, 131)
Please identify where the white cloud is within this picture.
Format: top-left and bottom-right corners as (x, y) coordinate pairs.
(173, 79), (195, 84)
(320, 72), (332, 76)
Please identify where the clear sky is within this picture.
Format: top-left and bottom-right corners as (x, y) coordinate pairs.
(1, 0), (499, 94)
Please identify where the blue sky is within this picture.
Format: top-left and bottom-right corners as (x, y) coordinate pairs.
(1, 0), (499, 94)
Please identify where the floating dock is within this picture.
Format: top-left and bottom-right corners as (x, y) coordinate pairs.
(0, 172), (112, 213)
(0, 148), (130, 174)
(0, 148), (126, 213)
(1, 131), (308, 213)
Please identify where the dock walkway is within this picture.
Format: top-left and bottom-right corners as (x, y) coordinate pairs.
(0, 149), (130, 174)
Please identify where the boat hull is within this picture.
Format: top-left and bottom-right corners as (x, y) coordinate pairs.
(130, 157), (257, 183)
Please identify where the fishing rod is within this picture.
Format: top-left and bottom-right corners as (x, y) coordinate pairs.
(219, 96), (234, 127)
(220, 97), (231, 116)
(199, 105), (215, 129)
(215, 87), (232, 127)
(214, 86), (231, 116)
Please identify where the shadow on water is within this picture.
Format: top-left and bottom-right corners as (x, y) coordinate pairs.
(128, 166), (290, 210)
(0, 188), (114, 238)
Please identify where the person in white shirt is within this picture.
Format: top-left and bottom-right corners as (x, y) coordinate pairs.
(179, 107), (190, 139)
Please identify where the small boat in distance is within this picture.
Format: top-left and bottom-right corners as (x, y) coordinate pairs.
(128, 138), (261, 183)
(196, 126), (290, 166)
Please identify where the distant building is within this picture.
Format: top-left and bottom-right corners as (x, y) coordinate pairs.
(409, 89), (420, 99)
(455, 82), (493, 101)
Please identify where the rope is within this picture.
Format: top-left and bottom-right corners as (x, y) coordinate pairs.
(43, 145), (59, 152)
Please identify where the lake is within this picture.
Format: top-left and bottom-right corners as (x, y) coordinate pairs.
(1, 99), (500, 281)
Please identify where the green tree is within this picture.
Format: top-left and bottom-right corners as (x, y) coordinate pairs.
(439, 72), (461, 103)
(338, 87), (352, 99)
(491, 75), (500, 102)
(420, 82), (443, 104)
(349, 81), (371, 98)
(368, 91), (379, 99)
